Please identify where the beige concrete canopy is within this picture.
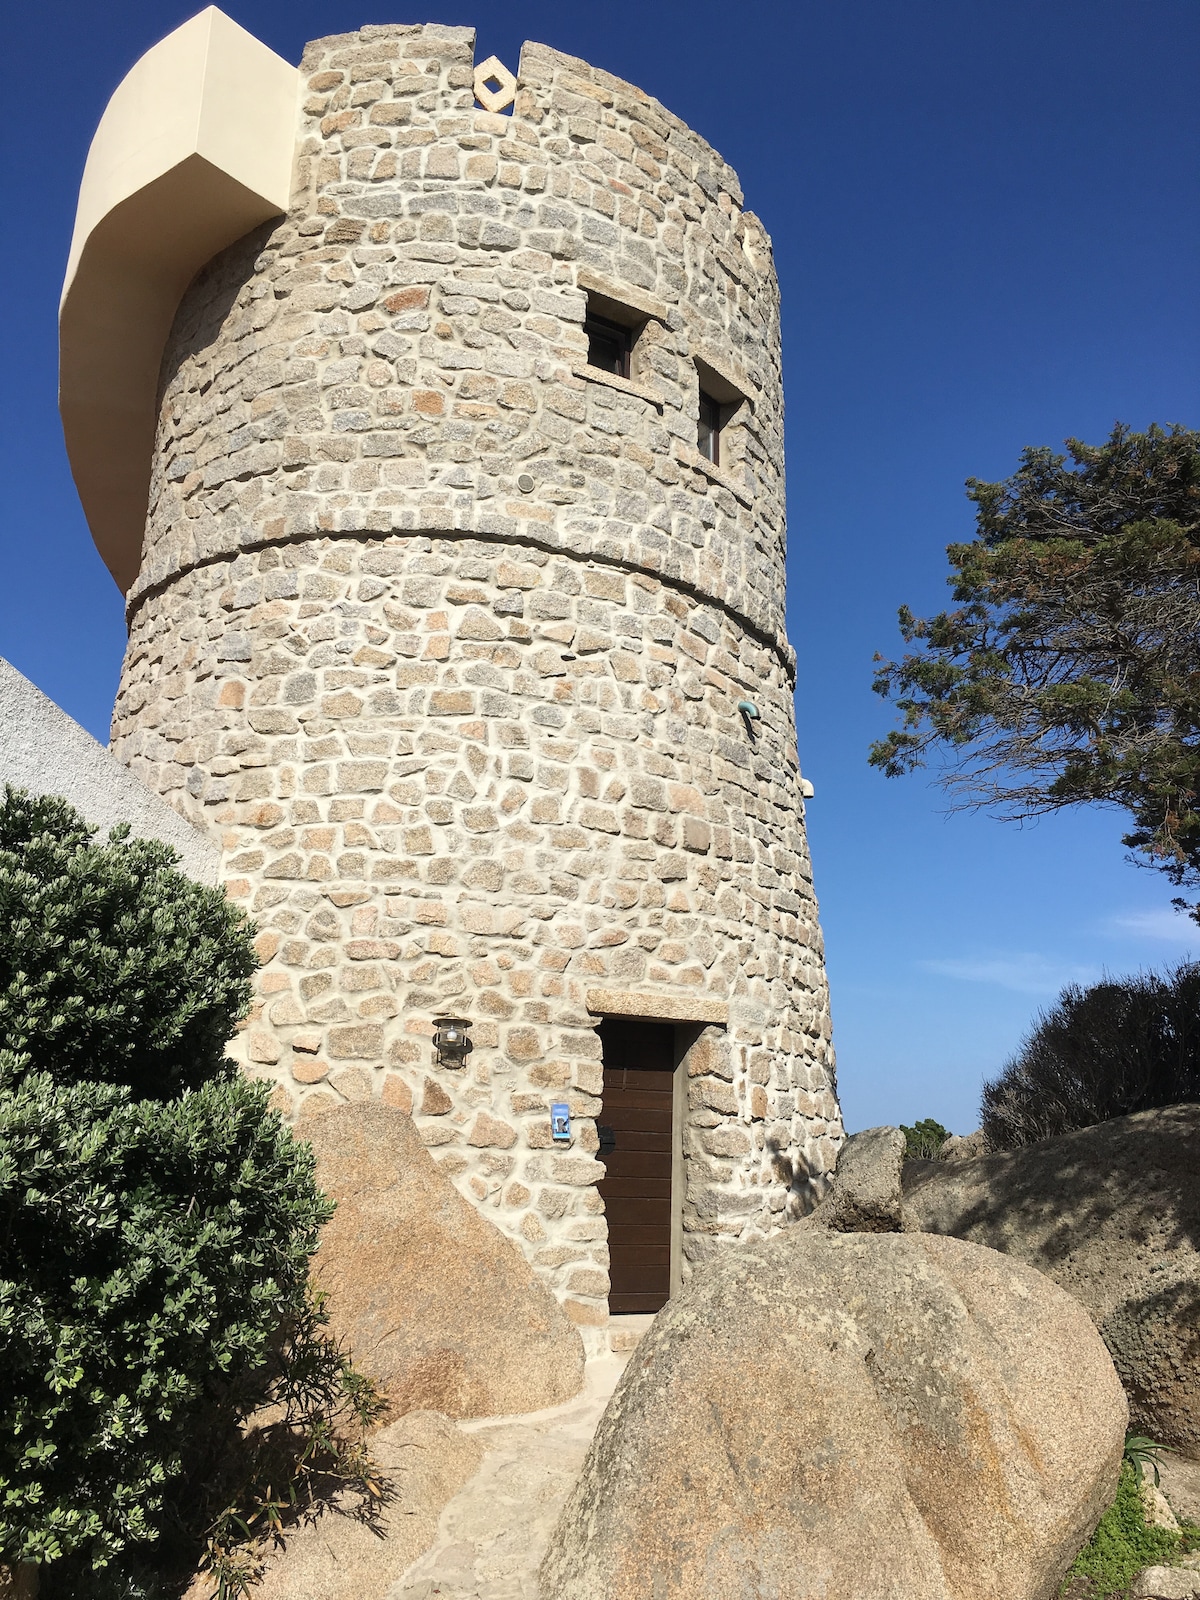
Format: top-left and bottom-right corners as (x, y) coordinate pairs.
(60, 8), (300, 592)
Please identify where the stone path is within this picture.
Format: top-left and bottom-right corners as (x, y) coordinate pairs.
(389, 1350), (632, 1600)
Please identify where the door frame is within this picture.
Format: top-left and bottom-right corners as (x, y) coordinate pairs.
(670, 1047), (686, 1299)
(587, 992), (728, 1311)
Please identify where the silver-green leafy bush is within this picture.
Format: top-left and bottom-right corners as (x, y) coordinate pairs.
(0, 790), (378, 1597)
(0, 786), (257, 1101)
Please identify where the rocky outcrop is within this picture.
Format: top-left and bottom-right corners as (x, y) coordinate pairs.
(940, 1129), (991, 1162)
(540, 1230), (1126, 1600)
(1160, 1456), (1200, 1525)
(802, 1124), (916, 1232)
(303, 1103), (585, 1422)
(904, 1105), (1200, 1456)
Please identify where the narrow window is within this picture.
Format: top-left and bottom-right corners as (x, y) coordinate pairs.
(697, 390), (724, 466)
(694, 356), (748, 468)
(585, 312), (632, 378)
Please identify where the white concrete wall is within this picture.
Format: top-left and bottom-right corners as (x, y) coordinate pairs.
(0, 657), (217, 883)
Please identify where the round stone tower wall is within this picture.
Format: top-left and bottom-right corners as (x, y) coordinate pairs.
(110, 23), (842, 1331)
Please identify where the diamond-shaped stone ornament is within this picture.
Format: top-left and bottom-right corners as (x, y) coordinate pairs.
(473, 55), (517, 114)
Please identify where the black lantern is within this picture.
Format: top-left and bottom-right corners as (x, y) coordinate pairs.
(432, 1016), (472, 1068)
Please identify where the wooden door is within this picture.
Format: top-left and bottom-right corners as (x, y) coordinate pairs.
(597, 1019), (675, 1314)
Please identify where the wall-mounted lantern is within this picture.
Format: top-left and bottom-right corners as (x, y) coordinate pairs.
(432, 1016), (472, 1069)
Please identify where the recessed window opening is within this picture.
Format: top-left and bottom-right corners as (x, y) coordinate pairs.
(693, 355), (749, 472)
(582, 286), (650, 382)
(697, 390), (725, 466)
(585, 311), (633, 378)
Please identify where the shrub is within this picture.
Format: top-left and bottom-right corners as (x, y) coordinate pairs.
(981, 961), (1200, 1149)
(0, 791), (379, 1596)
(0, 787), (256, 1100)
(900, 1117), (949, 1160)
(0, 1067), (364, 1594)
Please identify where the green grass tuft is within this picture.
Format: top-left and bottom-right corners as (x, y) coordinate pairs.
(1063, 1463), (1195, 1597)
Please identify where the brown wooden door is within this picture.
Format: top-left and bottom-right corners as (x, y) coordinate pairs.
(597, 1019), (675, 1314)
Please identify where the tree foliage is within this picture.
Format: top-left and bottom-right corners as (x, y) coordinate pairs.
(870, 424), (1200, 915)
(900, 1117), (949, 1160)
(979, 960), (1200, 1149)
(0, 787), (256, 1099)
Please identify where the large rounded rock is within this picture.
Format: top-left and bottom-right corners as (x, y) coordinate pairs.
(904, 1105), (1200, 1456)
(303, 1103), (584, 1421)
(540, 1230), (1125, 1600)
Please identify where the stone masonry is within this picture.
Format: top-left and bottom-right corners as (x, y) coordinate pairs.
(108, 24), (843, 1333)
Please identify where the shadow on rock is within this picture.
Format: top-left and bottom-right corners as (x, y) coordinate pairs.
(903, 1104), (1200, 1455)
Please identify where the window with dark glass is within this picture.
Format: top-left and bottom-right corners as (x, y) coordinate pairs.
(697, 390), (724, 465)
(585, 313), (632, 378)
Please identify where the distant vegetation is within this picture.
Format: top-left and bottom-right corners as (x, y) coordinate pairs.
(981, 961), (1200, 1149)
(900, 1117), (949, 1160)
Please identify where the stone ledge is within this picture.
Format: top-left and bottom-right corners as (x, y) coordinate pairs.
(679, 448), (754, 509)
(569, 363), (664, 409)
(585, 987), (728, 1025)
(123, 523), (798, 686)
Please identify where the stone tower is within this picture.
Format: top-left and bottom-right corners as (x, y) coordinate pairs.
(61, 11), (842, 1336)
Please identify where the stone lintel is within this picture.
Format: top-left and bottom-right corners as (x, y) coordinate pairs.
(569, 363), (664, 410)
(576, 266), (671, 326)
(585, 988), (728, 1026)
(692, 339), (759, 411)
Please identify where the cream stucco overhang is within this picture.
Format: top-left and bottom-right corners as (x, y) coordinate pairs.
(59, 8), (300, 593)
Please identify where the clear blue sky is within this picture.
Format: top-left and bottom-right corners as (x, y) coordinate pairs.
(2, 0), (1197, 1132)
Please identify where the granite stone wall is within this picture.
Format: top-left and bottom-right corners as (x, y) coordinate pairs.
(110, 23), (842, 1333)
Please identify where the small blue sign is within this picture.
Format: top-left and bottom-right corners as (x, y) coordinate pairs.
(550, 1102), (571, 1142)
